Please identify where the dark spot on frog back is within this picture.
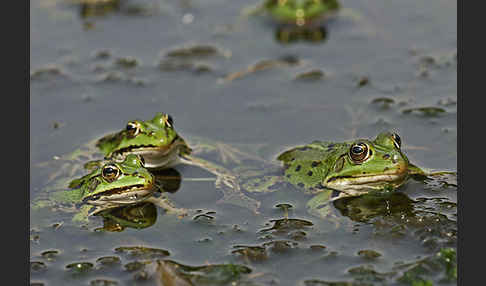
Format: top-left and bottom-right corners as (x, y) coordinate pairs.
(307, 171), (313, 176)
(311, 161), (322, 167)
(295, 165), (302, 172)
(297, 182), (305, 188)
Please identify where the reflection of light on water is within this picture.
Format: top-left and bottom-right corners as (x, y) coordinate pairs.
(182, 13), (194, 24)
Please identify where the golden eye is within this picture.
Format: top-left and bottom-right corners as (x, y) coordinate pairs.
(349, 142), (370, 163)
(392, 133), (401, 149)
(102, 164), (120, 182)
(126, 121), (140, 137)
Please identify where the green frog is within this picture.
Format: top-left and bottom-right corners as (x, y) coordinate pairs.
(241, 0), (376, 45)
(37, 112), (261, 213)
(226, 131), (453, 219)
(245, 0), (340, 26)
(33, 154), (184, 222)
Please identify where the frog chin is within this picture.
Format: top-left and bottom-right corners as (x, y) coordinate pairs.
(112, 140), (187, 168)
(83, 184), (155, 206)
(325, 173), (408, 196)
(127, 147), (180, 168)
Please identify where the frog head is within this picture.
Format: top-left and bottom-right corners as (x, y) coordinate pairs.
(96, 112), (190, 168)
(264, 0), (340, 25)
(69, 154), (156, 207)
(323, 132), (410, 194)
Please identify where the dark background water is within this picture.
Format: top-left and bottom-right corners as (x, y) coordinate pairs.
(30, 0), (457, 285)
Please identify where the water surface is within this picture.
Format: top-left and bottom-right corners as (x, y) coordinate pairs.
(30, 0), (457, 285)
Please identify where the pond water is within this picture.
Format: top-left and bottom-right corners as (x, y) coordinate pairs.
(30, 0), (457, 285)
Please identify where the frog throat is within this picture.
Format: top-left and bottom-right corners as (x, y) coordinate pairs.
(324, 169), (409, 194)
(109, 135), (179, 157)
(110, 137), (188, 168)
(82, 183), (155, 206)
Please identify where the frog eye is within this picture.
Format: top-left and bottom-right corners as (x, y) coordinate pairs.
(391, 133), (401, 149)
(349, 142), (370, 163)
(126, 121), (140, 137)
(102, 164), (120, 182)
(163, 114), (174, 127)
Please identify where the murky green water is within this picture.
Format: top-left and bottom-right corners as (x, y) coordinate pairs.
(30, 0), (457, 285)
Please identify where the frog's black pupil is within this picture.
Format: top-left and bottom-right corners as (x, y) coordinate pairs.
(352, 145), (363, 154)
(103, 166), (117, 177)
(127, 123), (135, 131)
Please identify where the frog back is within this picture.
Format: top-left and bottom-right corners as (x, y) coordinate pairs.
(277, 141), (348, 193)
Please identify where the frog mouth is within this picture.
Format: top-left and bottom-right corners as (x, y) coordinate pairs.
(325, 172), (408, 193)
(327, 173), (405, 184)
(111, 136), (185, 156)
(83, 184), (155, 205)
(111, 138), (187, 168)
(113, 144), (173, 156)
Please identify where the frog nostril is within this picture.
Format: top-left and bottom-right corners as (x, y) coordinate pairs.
(383, 154), (390, 159)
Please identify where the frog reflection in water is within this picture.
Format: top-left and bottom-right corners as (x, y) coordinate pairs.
(245, 0), (339, 44)
(95, 168), (183, 231)
(333, 192), (415, 223)
(95, 201), (157, 232)
(34, 154), (184, 222)
(78, 0), (121, 19)
(275, 25), (328, 44)
(234, 131), (451, 218)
